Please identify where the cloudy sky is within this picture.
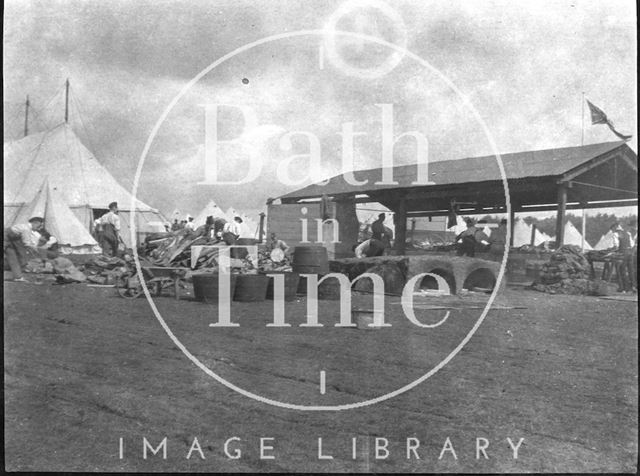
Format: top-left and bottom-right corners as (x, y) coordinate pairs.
(3, 0), (637, 219)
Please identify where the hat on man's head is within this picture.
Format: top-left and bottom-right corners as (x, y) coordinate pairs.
(28, 216), (44, 224)
(108, 201), (118, 209)
(378, 213), (386, 220)
(234, 216), (243, 223)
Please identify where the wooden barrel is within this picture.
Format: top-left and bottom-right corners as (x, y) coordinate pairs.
(318, 274), (342, 300)
(353, 309), (382, 330)
(293, 246), (329, 274)
(233, 274), (269, 302)
(230, 238), (258, 259)
(192, 273), (237, 302)
(296, 275), (310, 295)
(263, 272), (300, 301)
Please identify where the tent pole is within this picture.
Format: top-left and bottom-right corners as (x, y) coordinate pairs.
(24, 95), (29, 137)
(64, 78), (70, 123)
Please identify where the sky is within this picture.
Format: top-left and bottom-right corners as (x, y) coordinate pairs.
(3, 0), (637, 221)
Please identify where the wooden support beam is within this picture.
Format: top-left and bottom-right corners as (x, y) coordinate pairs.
(560, 147), (625, 182)
(530, 224), (537, 246)
(556, 184), (568, 247)
(393, 197), (408, 255)
(509, 205), (516, 247)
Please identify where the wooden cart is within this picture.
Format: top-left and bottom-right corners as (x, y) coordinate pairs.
(116, 266), (188, 300)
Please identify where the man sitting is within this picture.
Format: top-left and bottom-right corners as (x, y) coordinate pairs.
(4, 216), (44, 282)
(222, 216), (243, 245)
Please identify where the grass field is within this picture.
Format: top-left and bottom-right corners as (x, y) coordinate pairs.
(3, 280), (638, 472)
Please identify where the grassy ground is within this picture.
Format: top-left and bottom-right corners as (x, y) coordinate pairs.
(3, 279), (638, 472)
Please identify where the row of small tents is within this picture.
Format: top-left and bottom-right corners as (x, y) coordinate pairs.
(171, 201), (261, 239)
(446, 215), (597, 249)
(357, 210), (604, 250)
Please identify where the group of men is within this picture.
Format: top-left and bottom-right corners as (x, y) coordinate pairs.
(456, 218), (507, 258)
(170, 215), (196, 232)
(169, 214), (245, 246)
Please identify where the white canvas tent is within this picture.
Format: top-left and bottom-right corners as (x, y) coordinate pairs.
(532, 228), (552, 246)
(594, 231), (616, 250)
(563, 221), (592, 250)
(4, 124), (165, 248)
(14, 178), (101, 253)
(512, 218), (533, 247)
(551, 221), (593, 250)
(193, 200), (229, 227)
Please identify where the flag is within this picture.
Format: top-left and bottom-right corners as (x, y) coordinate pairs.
(586, 100), (632, 141)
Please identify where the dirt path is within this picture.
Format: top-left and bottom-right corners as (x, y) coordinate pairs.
(3, 282), (637, 472)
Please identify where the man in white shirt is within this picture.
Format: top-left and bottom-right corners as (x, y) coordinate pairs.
(4, 216), (44, 281)
(94, 202), (121, 256)
(222, 216), (243, 245)
(184, 215), (196, 231)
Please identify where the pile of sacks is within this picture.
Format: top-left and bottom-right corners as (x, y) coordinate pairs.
(532, 245), (594, 295)
(23, 256), (89, 284)
(82, 255), (130, 285)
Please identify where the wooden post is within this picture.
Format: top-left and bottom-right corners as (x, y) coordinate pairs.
(394, 198), (407, 255)
(530, 223), (537, 246)
(581, 206), (587, 251)
(24, 95), (29, 137)
(555, 184), (568, 248)
(258, 212), (266, 243)
(410, 218), (416, 241)
(509, 205), (516, 247)
(64, 78), (70, 123)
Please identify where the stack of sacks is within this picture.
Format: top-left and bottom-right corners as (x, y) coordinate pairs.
(532, 245), (591, 294)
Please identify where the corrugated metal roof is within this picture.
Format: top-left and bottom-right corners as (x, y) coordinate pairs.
(280, 141), (629, 200)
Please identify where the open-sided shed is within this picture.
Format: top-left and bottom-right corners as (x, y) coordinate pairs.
(277, 141), (637, 253)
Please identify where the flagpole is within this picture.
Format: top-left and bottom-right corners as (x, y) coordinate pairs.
(581, 92), (585, 146)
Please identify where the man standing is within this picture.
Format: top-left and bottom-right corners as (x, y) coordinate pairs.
(488, 218), (508, 257)
(456, 218), (489, 257)
(4, 216), (44, 281)
(94, 202), (121, 257)
(613, 223), (633, 292)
